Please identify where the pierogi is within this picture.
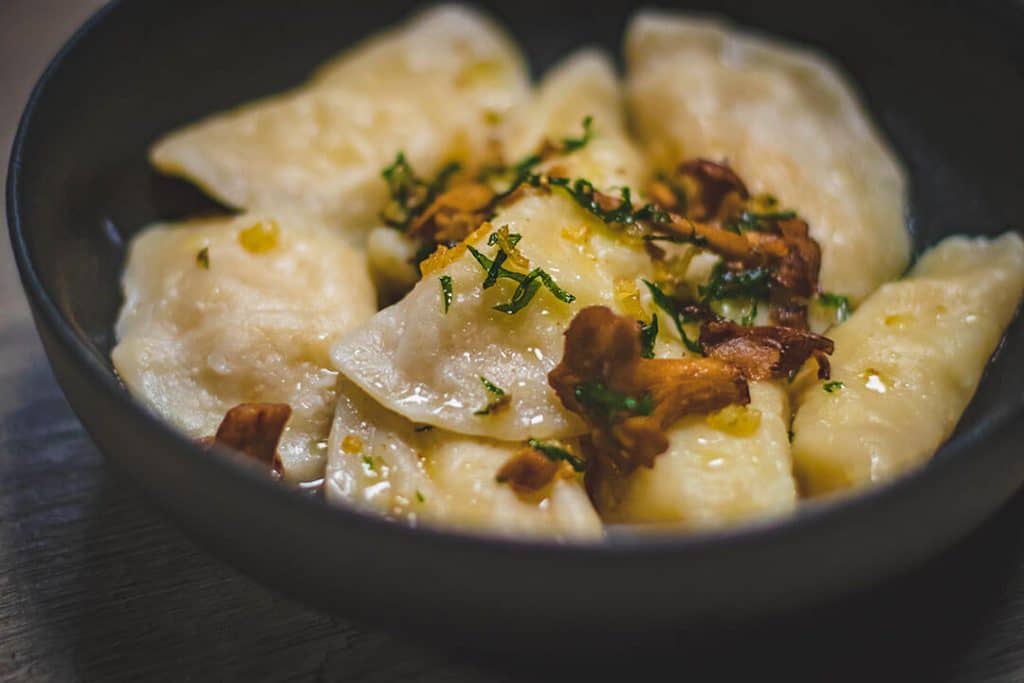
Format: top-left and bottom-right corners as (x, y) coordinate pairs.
(325, 379), (601, 539)
(151, 5), (528, 241)
(332, 50), (655, 441)
(114, 6), (1024, 540)
(113, 213), (375, 481)
(625, 12), (909, 303)
(791, 234), (1024, 495)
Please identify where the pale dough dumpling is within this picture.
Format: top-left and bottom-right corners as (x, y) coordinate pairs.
(500, 49), (649, 191)
(333, 53), (654, 441)
(625, 12), (909, 302)
(113, 213), (376, 481)
(325, 379), (602, 540)
(151, 5), (528, 240)
(364, 49), (648, 301)
(791, 233), (1024, 495)
(595, 382), (796, 528)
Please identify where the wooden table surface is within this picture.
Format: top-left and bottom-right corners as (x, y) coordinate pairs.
(2, 2), (1024, 681)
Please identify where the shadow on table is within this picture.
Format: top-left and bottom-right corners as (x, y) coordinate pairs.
(1, 341), (1022, 682)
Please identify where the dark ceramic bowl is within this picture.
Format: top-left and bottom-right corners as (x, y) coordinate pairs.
(7, 0), (1024, 650)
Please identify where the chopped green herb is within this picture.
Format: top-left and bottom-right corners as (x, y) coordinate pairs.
(724, 209), (798, 233)
(380, 152), (461, 230)
(574, 381), (654, 419)
(527, 438), (586, 473)
(700, 262), (772, 304)
(818, 292), (852, 323)
(535, 176), (669, 227)
(439, 275), (453, 313)
(474, 376), (509, 416)
(196, 246), (210, 269)
(493, 267), (576, 314)
(479, 117), (595, 200)
(560, 115), (594, 153)
(823, 380), (845, 393)
(415, 489), (426, 503)
(487, 230), (522, 248)
(468, 236), (575, 314)
(740, 299), (759, 327)
(362, 455), (376, 472)
(639, 315), (659, 359)
(642, 280), (703, 354)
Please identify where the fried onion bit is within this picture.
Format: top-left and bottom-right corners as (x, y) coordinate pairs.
(496, 447), (572, 496)
(408, 182), (495, 243)
(699, 320), (834, 381)
(549, 306), (750, 474)
(203, 403), (292, 473)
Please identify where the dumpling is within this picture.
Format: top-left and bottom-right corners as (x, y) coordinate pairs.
(112, 213), (376, 481)
(364, 49), (649, 301)
(150, 5), (528, 241)
(594, 381), (796, 528)
(625, 12), (909, 302)
(333, 52), (655, 440)
(499, 49), (649, 191)
(325, 379), (602, 540)
(791, 233), (1024, 495)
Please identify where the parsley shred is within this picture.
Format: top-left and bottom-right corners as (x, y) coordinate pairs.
(639, 315), (659, 359)
(439, 275), (453, 313)
(642, 280), (703, 354)
(468, 231), (575, 314)
(818, 292), (852, 322)
(527, 438), (586, 472)
(196, 246), (210, 269)
(574, 380), (654, 419)
(823, 380), (845, 393)
(474, 376), (509, 416)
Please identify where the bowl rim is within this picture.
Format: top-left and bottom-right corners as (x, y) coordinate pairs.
(6, 0), (1024, 561)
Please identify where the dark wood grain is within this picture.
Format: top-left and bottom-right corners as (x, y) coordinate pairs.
(3, 2), (1024, 681)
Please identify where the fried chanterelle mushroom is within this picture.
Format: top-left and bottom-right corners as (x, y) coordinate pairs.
(549, 306), (750, 475)
(201, 403), (292, 472)
(496, 445), (575, 496)
(648, 158), (825, 325)
(699, 320), (834, 381)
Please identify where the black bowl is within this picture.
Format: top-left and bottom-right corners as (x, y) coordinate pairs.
(7, 0), (1024, 650)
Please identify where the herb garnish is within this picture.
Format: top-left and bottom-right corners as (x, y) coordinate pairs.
(699, 262), (771, 327)
(474, 376), (510, 416)
(380, 152), (461, 230)
(573, 380), (654, 419)
(527, 438), (586, 472)
(196, 246), (210, 269)
(642, 280), (703, 354)
(724, 209), (797, 234)
(531, 176), (669, 227)
(560, 115), (594, 153)
(639, 315), (659, 359)
(439, 275), (453, 313)
(480, 117), (595, 200)
(415, 489), (426, 503)
(818, 292), (852, 323)
(700, 263), (772, 304)
(362, 455), (376, 472)
(823, 380), (845, 393)
(468, 231), (575, 314)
